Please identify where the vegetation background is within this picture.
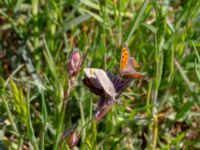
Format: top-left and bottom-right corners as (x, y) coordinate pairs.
(0, 0), (200, 149)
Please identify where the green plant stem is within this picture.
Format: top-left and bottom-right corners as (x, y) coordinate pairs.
(117, 0), (122, 46)
(31, 0), (39, 49)
(79, 100), (85, 142)
(53, 80), (71, 150)
(125, 0), (150, 43)
(40, 91), (48, 150)
(146, 80), (152, 116)
(1, 96), (18, 133)
(53, 101), (67, 150)
(152, 115), (158, 150)
(174, 60), (200, 103)
(27, 97), (39, 150)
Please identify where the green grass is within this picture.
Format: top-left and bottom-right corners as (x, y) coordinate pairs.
(0, 0), (200, 149)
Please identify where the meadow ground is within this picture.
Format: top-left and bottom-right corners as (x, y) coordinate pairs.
(0, 0), (200, 149)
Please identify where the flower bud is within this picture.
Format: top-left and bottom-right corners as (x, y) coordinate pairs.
(66, 131), (80, 148)
(67, 51), (82, 77)
(61, 124), (80, 148)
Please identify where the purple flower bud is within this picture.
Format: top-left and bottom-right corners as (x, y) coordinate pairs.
(67, 51), (82, 77)
(67, 132), (80, 148)
(62, 124), (80, 148)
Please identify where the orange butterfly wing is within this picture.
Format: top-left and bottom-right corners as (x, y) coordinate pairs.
(130, 57), (141, 68)
(120, 44), (130, 75)
(124, 73), (144, 79)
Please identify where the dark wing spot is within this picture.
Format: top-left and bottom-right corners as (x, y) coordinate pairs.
(124, 53), (128, 56)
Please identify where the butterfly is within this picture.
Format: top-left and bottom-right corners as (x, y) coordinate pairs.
(95, 94), (115, 122)
(83, 68), (117, 98)
(120, 44), (144, 79)
(83, 68), (133, 121)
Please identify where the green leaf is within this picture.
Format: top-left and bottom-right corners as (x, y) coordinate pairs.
(176, 100), (193, 120)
